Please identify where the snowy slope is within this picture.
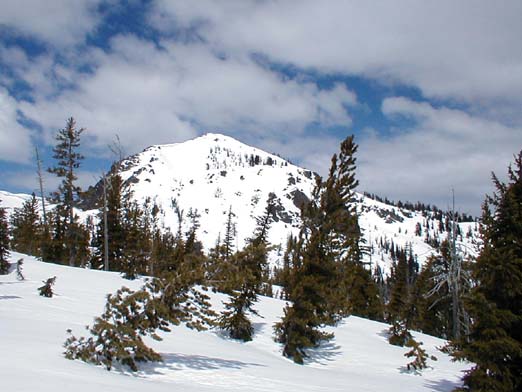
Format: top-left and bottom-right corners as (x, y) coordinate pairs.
(0, 190), (33, 213)
(0, 190), (97, 224)
(0, 252), (471, 391)
(117, 133), (315, 251)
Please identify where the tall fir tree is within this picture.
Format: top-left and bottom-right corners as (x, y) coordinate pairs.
(319, 135), (381, 318)
(207, 207), (237, 293)
(454, 151), (522, 391)
(91, 173), (125, 271)
(218, 196), (275, 341)
(0, 203), (10, 274)
(222, 206), (236, 261)
(387, 251), (410, 324)
(274, 135), (379, 363)
(47, 117), (86, 266)
(10, 193), (41, 256)
(119, 197), (150, 279)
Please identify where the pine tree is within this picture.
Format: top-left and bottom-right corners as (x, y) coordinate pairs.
(344, 262), (384, 320)
(274, 135), (373, 363)
(387, 252), (409, 323)
(274, 179), (337, 364)
(119, 197), (150, 279)
(387, 251), (412, 346)
(408, 255), (451, 338)
(65, 270), (215, 372)
(222, 206), (236, 261)
(404, 338), (436, 372)
(10, 193), (41, 256)
(319, 136), (380, 318)
(0, 203), (10, 274)
(454, 151), (522, 391)
(91, 174), (125, 271)
(218, 276), (259, 341)
(218, 196), (275, 341)
(273, 234), (299, 299)
(47, 117), (86, 266)
(208, 208), (237, 293)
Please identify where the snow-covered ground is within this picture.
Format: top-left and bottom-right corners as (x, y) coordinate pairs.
(0, 252), (471, 391)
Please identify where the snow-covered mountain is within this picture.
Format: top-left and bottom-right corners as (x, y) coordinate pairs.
(1, 133), (480, 274)
(0, 251), (471, 391)
(0, 133), (478, 273)
(110, 133), (479, 273)
(115, 133), (315, 252)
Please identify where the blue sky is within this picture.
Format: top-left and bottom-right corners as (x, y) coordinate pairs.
(1, 0), (521, 215)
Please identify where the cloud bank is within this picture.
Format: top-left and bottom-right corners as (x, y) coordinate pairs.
(0, 0), (521, 214)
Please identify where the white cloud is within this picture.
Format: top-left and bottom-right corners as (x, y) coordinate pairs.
(16, 35), (356, 157)
(151, 0), (522, 109)
(0, 0), (101, 46)
(1, 1), (520, 216)
(358, 97), (522, 214)
(0, 88), (32, 163)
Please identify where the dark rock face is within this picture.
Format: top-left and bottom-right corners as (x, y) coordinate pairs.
(374, 207), (405, 223)
(290, 189), (310, 210)
(269, 193), (294, 224)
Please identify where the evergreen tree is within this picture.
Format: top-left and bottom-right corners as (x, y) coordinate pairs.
(218, 196), (275, 341)
(274, 179), (337, 364)
(273, 234), (300, 299)
(274, 135), (375, 363)
(119, 197), (150, 279)
(207, 208), (237, 293)
(404, 338), (436, 372)
(408, 255), (451, 338)
(217, 263), (259, 341)
(387, 251), (412, 346)
(65, 270), (215, 372)
(387, 252), (407, 321)
(454, 151), (522, 391)
(91, 174), (125, 271)
(344, 262), (384, 320)
(47, 117), (86, 266)
(10, 193), (41, 256)
(0, 203), (10, 274)
(222, 206), (236, 261)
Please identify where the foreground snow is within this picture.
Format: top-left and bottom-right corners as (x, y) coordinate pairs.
(0, 253), (470, 391)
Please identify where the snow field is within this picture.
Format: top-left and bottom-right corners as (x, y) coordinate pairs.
(0, 252), (471, 391)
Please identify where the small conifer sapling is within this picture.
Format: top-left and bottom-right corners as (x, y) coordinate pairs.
(16, 259), (25, 281)
(39, 276), (56, 297)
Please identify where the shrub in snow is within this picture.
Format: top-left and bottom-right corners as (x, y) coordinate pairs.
(64, 287), (164, 371)
(38, 276), (56, 297)
(388, 319), (412, 347)
(64, 272), (215, 371)
(404, 338), (437, 372)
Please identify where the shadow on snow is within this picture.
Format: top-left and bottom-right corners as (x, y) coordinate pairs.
(140, 353), (265, 375)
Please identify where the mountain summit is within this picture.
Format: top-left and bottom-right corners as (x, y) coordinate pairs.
(116, 132), (316, 252)
(106, 133), (478, 273)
